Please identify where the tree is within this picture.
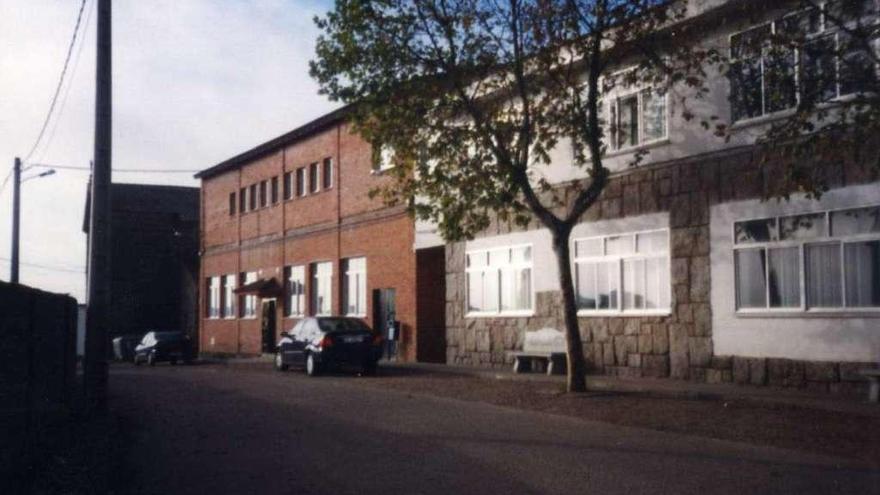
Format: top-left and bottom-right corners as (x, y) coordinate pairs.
(310, 0), (722, 392)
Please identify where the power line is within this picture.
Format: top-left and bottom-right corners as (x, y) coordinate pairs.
(27, 162), (202, 173)
(23, 0), (89, 162)
(0, 257), (85, 274)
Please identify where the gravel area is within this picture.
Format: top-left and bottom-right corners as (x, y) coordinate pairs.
(355, 369), (880, 466)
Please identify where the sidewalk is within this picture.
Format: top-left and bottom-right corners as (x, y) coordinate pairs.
(205, 355), (879, 417)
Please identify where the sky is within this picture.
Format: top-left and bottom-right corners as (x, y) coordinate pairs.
(0, 0), (339, 302)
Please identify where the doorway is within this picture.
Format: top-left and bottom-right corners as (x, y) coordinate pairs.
(373, 288), (397, 360)
(261, 299), (277, 354)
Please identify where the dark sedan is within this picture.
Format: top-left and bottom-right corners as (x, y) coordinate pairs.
(133, 331), (192, 366)
(275, 317), (383, 376)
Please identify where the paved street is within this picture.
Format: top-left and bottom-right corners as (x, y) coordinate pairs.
(112, 364), (879, 495)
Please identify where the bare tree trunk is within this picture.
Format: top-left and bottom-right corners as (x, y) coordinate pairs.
(551, 226), (587, 393)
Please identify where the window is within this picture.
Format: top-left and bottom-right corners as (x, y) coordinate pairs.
(729, 4), (879, 121)
(283, 172), (293, 200)
(207, 276), (220, 318)
(296, 167), (306, 197)
(322, 158), (333, 189)
(372, 144), (395, 172)
(311, 262), (333, 316)
(342, 257), (367, 316)
(574, 230), (671, 314)
(239, 272), (257, 318)
(309, 163), (319, 193)
(239, 187), (247, 213)
(466, 245), (533, 315)
(229, 192), (236, 216)
(610, 88), (667, 149)
(284, 265), (305, 317)
(259, 180), (268, 208)
(271, 176), (279, 204)
(221, 274), (235, 318)
(248, 184), (257, 210)
(733, 205), (880, 311)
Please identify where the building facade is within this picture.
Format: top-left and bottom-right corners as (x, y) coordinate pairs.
(196, 108), (446, 362)
(414, 0), (880, 391)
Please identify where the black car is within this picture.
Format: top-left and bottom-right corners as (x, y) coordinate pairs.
(275, 317), (383, 376)
(133, 331), (192, 366)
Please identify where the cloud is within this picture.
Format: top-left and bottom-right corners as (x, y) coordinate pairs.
(0, 0), (338, 302)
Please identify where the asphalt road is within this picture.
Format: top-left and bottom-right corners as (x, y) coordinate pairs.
(111, 364), (879, 495)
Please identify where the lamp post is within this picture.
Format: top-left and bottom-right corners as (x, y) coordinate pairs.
(9, 157), (55, 283)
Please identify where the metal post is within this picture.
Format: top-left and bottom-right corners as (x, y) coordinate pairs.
(10, 157), (20, 283)
(84, 0), (111, 411)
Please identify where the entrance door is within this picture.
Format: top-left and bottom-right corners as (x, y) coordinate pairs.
(373, 288), (397, 360)
(261, 299), (277, 354)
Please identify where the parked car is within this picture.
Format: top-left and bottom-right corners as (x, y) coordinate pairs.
(133, 331), (192, 366)
(275, 317), (383, 376)
(112, 334), (144, 362)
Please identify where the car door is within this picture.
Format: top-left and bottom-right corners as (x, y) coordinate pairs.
(286, 320), (308, 366)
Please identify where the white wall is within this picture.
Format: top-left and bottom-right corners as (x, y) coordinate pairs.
(710, 184), (880, 363)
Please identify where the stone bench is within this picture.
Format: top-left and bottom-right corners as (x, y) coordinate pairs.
(859, 369), (880, 403)
(509, 328), (567, 375)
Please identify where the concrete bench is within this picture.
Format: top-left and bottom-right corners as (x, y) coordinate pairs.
(509, 328), (567, 375)
(859, 369), (880, 403)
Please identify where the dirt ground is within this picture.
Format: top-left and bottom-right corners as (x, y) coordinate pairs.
(358, 370), (880, 466)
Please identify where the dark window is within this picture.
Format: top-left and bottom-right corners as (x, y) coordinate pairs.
(259, 181), (268, 207)
(309, 163), (319, 193)
(322, 158), (333, 189)
(271, 176), (279, 204)
(229, 192), (236, 216)
(283, 172), (292, 200)
(249, 184), (257, 210)
(239, 187), (246, 212)
(296, 167), (306, 197)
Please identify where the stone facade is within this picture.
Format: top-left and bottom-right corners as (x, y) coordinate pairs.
(445, 145), (879, 392)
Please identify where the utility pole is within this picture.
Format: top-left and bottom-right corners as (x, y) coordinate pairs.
(10, 157), (20, 283)
(84, 0), (112, 411)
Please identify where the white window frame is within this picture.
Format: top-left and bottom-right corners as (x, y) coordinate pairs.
(465, 244), (534, 317)
(609, 86), (669, 152)
(373, 144), (395, 173)
(222, 274), (236, 319)
(207, 276), (221, 319)
(573, 229), (672, 317)
(733, 204), (880, 315)
(240, 271), (258, 319)
(311, 261), (333, 316)
(285, 265), (305, 317)
(342, 257), (367, 317)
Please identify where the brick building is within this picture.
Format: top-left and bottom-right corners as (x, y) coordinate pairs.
(83, 183), (200, 339)
(195, 106), (446, 362)
(414, 0), (880, 392)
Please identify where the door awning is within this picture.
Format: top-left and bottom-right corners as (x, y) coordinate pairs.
(233, 278), (283, 298)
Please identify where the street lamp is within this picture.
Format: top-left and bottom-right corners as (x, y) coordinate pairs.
(9, 157), (56, 283)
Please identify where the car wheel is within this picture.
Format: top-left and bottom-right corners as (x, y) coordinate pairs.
(361, 361), (378, 376)
(147, 352), (156, 366)
(305, 353), (320, 377)
(274, 352), (288, 371)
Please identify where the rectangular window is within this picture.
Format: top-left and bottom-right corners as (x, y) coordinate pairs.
(733, 204), (880, 311)
(259, 181), (267, 208)
(249, 184), (257, 211)
(207, 276), (221, 319)
(283, 172), (293, 200)
(239, 187), (247, 212)
(309, 163), (319, 193)
(574, 230), (671, 314)
(229, 192), (236, 216)
(466, 245), (533, 315)
(221, 274), (236, 318)
(611, 89), (667, 150)
(271, 176), (279, 204)
(284, 265), (305, 317)
(342, 257), (367, 316)
(311, 262), (333, 316)
(239, 272), (257, 318)
(373, 144), (395, 171)
(322, 158), (333, 189)
(296, 167), (306, 197)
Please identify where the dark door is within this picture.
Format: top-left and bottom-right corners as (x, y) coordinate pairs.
(261, 300), (276, 353)
(373, 288), (397, 360)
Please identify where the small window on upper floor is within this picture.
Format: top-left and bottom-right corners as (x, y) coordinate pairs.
(296, 167), (306, 197)
(372, 143), (395, 172)
(322, 158), (333, 189)
(283, 172), (293, 200)
(248, 184), (257, 211)
(309, 163), (319, 193)
(259, 180), (268, 208)
(271, 176), (279, 204)
(609, 87), (667, 150)
(229, 192), (236, 216)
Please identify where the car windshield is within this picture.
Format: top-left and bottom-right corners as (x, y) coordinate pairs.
(154, 332), (184, 341)
(317, 318), (371, 334)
